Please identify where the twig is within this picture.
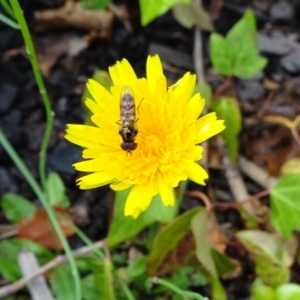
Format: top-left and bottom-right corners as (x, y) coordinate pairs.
(223, 154), (258, 220)
(185, 190), (213, 211)
(0, 240), (104, 299)
(193, 0), (205, 85)
(214, 189), (269, 210)
(108, 3), (132, 32)
(238, 156), (277, 189)
(213, 76), (233, 98)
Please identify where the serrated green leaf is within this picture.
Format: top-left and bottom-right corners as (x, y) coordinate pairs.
(270, 174), (300, 238)
(236, 230), (296, 287)
(146, 207), (202, 276)
(210, 9), (267, 79)
(107, 187), (179, 247)
(47, 172), (70, 208)
(211, 97), (241, 163)
(50, 265), (76, 300)
(274, 283), (300, 300)
(210, 33), (232, 76)
(0, 193), (36, 224)
(172, 2), (213, 31)
(251, 278), (275, 300)
(226, 9), (267, 79)
(139, 0), (190, 26)
(81, 0), (111, 10)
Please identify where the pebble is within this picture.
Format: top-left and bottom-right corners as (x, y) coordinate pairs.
(281, 51), (300, 73)
(270, 0), (293, 22)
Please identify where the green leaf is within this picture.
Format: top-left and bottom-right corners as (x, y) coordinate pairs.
(210, 33), (232, 76)
(211, 97), (241, 163)
(50, 265), (76, 300)
(146, 207), (203, 276)
(0, 193), (36, 224)
(81, 0), (111, 10)
(194, 82), (212, 107)
(225, 9), (267, 79)
(172, 2), (213, 31)
(139, 0), (190, 26)
(127, 256), (146, 278)
(81, 274), (101, 300)
(0, 238), (52, 281)
(107, 187), (179, 247)
(191, 211), (227, 300)
(236, 230), (296, 287)
(210, 9), (267, 79)
(92, 259), (116, 300)
(270, 174), (300, 238)
(0, 255), (21, 281)
(274, 283), (300, 300)
(251, 278), (275, 300)
(47, 172), (70, 208)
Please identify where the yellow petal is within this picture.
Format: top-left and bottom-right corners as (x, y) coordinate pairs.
(187, 163), (208, 185)
(77, 172), (115, 189)
(65, 134), (96, 149)
(194, 146), (204, 161)
(146, 55), (163, 97)
(84, 98), (103, 115)
(158, 177), (175, 206)
(66, 125), (102, 145)
(110, 181), (132, 191)
(173, 72), (196, 103)
(196, 113), (225, 144)
(73, 159), (103, 172)
(125, 184), (154, 218)
(185, 93), (205, 123)
(109, 59), (138, 89)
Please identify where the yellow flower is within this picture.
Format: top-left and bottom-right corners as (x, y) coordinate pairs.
(65, 55), (225, 218)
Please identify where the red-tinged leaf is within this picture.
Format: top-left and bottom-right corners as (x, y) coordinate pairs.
(18, 207), (74, 249)
(146, 207), (203, 276)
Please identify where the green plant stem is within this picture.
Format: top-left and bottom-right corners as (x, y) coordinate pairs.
(117, 274), (135, 300)
(10, 0), (53, 193)
(58, 214), (105, 260)
(0, 128), (81, 300)
(0, 0), (15, 19)
(148, 277), (209, 300)
(0, 11), (19, 28)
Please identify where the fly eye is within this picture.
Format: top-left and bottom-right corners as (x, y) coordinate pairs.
(121, 142), (138, 151)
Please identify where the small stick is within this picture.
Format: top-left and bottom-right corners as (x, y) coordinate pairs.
(238, 156), (277, 189)
(0, 240), (104, 299)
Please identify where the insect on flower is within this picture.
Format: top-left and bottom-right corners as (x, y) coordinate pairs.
(118, 84), (138, 154)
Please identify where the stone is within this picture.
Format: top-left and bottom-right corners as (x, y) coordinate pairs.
(270, 1), (293, 22)
(0, 83), (18, 114)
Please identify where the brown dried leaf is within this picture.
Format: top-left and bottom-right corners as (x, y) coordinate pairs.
(18, 207), (74, 249)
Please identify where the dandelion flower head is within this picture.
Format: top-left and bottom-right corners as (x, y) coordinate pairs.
(65, 55), (225, 218)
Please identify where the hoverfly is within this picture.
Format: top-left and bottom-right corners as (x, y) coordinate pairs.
(118, 84), (138, 154)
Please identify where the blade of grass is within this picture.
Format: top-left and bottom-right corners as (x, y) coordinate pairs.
(0, 11), (19, 29)
(147, 277), (209, 300)
(9, 0), (53, 193)
(0, 0), (15, 19)
(0, 128), (81, 300)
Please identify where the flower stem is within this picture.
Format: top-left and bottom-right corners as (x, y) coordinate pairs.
(0, 128), (81, 300)
(9, 0), (53, 193)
